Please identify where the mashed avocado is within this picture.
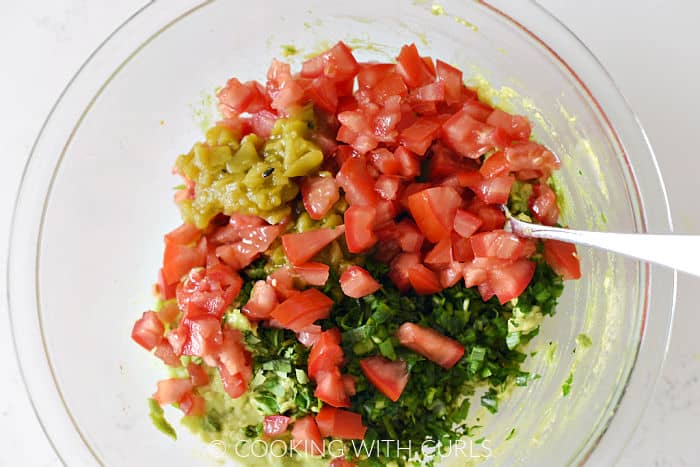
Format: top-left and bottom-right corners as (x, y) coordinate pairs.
(176, 107), (324, 228)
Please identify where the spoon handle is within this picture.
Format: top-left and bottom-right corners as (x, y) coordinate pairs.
(509, 219), (700, 277)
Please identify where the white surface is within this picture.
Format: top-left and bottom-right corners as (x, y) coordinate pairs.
(0, 1), (697, 465)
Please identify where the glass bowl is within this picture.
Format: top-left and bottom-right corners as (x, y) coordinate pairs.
(8, 1), (675, 465)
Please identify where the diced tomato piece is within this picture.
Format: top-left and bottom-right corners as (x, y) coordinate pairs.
(272, 80), (305, 113)
(242, 280), (279, 320)
(281, 226), (346, 266)
(345, 206), (378, 253)
(291, 416), (324, 456)
(217, 78), (267, 115)
(359, 356), (409, 402)
(218, 329), (251, 380)
(157, 300), (179, 325)
(394, 146), (421, 178)
(250, 110), (278, 138)
(301, 54), (324, 78)
(357, 62), (396, 88)
(342, 375), (357, 396)
(156, 268), (178, 301)
(440, 262), (464, 288)
(396, 44), (434, 88)
(425, 237), (453, 267)
(375, 175), (402, 200)
(152, 378), (193, 406)
(453, 209), (483, 238)
(371, 72), (409, 104)
(407, 264), (443, 294)
(314, 368), (351, 408)
(330, 458), (357, 467)
(177, 265), (242, 319)
(324, 41), (360, 81)
(187, 362), (210, 387)
(306, 77), (338, 113)
(397, 322), (465, 368)
(468, 200), (506, 231)
(154, 341), (181, 367)
(132, 311), (164, 351)
(369, 148), (401, 175)
(399, 118), (441, 156)
(336, 157), (380, 206)
(321, 408), (367, 440)
(334, 145), (359, 166)
(543, 239), (581, 280)
(441, 110), (505, 159)
(486, 108), (531, 141)
(395, 219), (424, 252)
(529, 183), (560, 226)
(267, 266), (299, 300)
(179, 392), (206, 416)
(478, 282), (496, 302)
(218, 363), (248, 399)
(162, 236), (207, 285)
(407, 186), (462, 242)
(374, 200), (399, 228)
(462, 258), (492, 288)
(165, 223), (202, 245)
(487, 259), (536, 304)
(340, 266), (381, 298)
(427, 144), (477, 181)
(411, 81), (445, 103)
(270, 289), (334, 332)
(302, 175), (340, 220)
(436, 60), (463, 105)
(297, 324), (322, 348)
(307, 329), (344, 380)
(470, 230), (532, 260)
(460, 100), (494, 122)
(504, 141), (560, 179)
(179, 316), (223, 358)
(388, 252), (421, 292)
(479, 151), (509, 178)
(315, 405), (337, 438)
(293, 262), (330, 286)
(264, 415), (291, 438)
(452, 232), (475, 262)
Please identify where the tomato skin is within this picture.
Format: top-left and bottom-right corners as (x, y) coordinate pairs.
(297, 324), (322, 348)
(336, 157), (380, 206)
(543, 239), (581, 280)
(470, 230), (531, 260)
(359, 356), (409, 402)
(453, 209), (483, 239)
(407, 186), (462, 242)
(165, 223), (202, 245)
(314, 368), (351, 408)
(302, 176), (340, 220)
(340, 266), (381, 298)
(529, 183), (559, 226)
(179, 392), (206, 416)
(479, 151), (509, 179)
(292, 262), (330, 287)
(317, 407), (367, 440)
(162, 236), (207, 285)
(263, 415), (291, 438)
(152, 378), (193, 406)
(504, 141), (560, 179)
(132, 311), (164, 351)
(187, 362), (210, 387)
(399, 118), (441, 156)
(281, 226), (346, 266)
(270, 288), (335, 332)
(396, 43), (434, 88)
(397, 322), (465, 369)
(471, 174), (515, 205)
(242, 280), (279, 320)
(308, 330), (344, 380)
(460, 100), (494, 122)
(344, 206), (378, 253)
(486, 108), (531, 141)
(388, 252), (421, 292)
(291, 416), (324, 456)
(487, 258), (536, 304)
(266, 266), (299, 300)
(407, 264), (443, 294)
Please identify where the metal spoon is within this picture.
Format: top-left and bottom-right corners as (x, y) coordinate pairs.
(503, 208), (700, 277)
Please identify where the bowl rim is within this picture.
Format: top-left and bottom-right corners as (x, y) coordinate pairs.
(6, 1), (676, 465)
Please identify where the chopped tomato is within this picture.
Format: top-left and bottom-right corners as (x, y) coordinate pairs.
(428, 142), (477, 179)
(357, 62), (396, 88)
(468, 200), (506, 231)
(270, 288), (334, 332)
(293, 262), (330, 287)
(156, 268), (178, 301)
(336, 157), (380, 206)
(291, 416), (324, 456)
(306, 77), (338, 113)
(399, 118), (441, 156)
(453, 209), (483, 238)
(179, 316), (223, 358)
(396, 43), (434, 88)
(504, 141), (560, 179)
(330, 458), (357, 467)
(152, 378), (193, 406)
(302, 175), (340, 220)
(340, 266), (381, 298)
(176, 265), (242, 319)
(266, 266), (299, 300)
(314, 368), (351, 408)
(394, 146), (421, 178)
(470, 230), (532, 260)
(187, 362), (210, 387)
(374, 200), (399, 228)
(487, 259), (536, 304)
(315, 405), (337, 438)
(529, 183), (559, 226)
(342, 375), (357, 396)
(479, 151), (509, 178)
(370, 72), (408, 104)
(154, 341), (181, 367)
(375, 175), (402, 201)
(157, 300), (179, 325)
(218, 363), (248, 399)
(441, 110), (507, 159)
(263, 415), (291, 438)
(412, 81), (445, 103)
(424, 237), (453, 267)
(407, 186), (462, 242)
(315, 407), (367, 440)
(242, 280), (279, 320)
(217, 78), (268, 116)
(486, 108), (531, 141)
(297, 324), (322, 348)
(359, 356), (409, 402)
(308, 329), (344, 380)
(435, 60), (463, 105)
(397, 322), (465, 369)
(281, 226), (346, 266)
(132, 311), (164, 351)
(179, 392), (206, 416)
(165, 223), (202, 245)
(460, 100), (494, 122)
(407, 264), (443, 294)
(395, 219), (424, 253)
(543, 240), (581, 280)
(440, 262), (464, 288)
(344, 206), (378, 253)
(388, 252), (421, 292)
(218, 329), (252, 382)
(471, 174), (515, 205)
(162, 236), (207, 285)
(369, 148), (402, 175)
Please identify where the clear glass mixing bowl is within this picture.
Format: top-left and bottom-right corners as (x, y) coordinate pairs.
(8, 1), (675, 465)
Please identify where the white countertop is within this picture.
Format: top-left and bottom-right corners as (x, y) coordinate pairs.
(1, 1), (698, 465)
